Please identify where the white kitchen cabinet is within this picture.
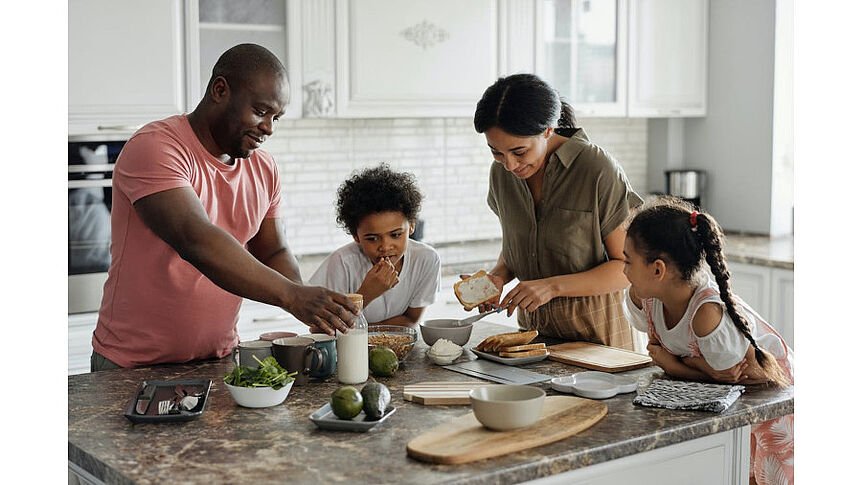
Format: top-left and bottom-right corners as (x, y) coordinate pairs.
(726, 261), (794, 349)
(526, 425), (750, 485)
(627, 0), (708, 117)
(769, 268), (794, 349)
(334, 0), (500, 118)
(536, 0), (628, 117)
(726, 261), (771, 320)
(184, 0), (302, 119)
(68, 312), (99, 375)
(69, 0), (186, 137)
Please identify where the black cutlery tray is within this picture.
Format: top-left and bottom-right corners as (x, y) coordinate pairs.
(123, 378), (212, 424)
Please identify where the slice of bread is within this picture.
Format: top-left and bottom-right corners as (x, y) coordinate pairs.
(476, 330), (538, 352)
(499, 343), (546, 353)
(499, 349), (549, 358)
(454, 270), (501, 311)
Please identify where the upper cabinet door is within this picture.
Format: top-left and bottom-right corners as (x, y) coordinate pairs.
(335, 0), (498, 118)
(69, 0), (185, 137)
(627, 0), (708, 117)
(536, 0), (628, 117)
(186, 0), (302, 119)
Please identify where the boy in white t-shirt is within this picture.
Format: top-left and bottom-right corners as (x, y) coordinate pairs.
(309, 164), (441, 328)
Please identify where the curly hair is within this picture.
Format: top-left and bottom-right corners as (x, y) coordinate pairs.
(335, 163), (423, 235)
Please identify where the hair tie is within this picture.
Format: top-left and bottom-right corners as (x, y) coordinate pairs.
(689, 211), (699, 231)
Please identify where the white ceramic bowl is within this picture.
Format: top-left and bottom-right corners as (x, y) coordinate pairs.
(225, 381), (293, 408)
(469, 385), (546, 431)
(426, 346), (463, 365)
(419, 319), (473, 346)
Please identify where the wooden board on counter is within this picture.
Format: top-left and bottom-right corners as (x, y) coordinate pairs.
(547, 342), (652, 373)
(403, 382), (487, 405)
(406, 396), (607, 464)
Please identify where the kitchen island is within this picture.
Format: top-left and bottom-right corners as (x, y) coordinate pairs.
(69, 321), (793, 485)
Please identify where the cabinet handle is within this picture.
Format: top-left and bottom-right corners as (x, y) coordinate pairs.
(97, 125), (142, 131)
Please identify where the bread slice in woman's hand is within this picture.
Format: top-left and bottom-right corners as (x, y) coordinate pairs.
(454, 270), (501, 311)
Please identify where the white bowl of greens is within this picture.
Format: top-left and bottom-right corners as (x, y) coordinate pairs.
(223, 356), (296, 408)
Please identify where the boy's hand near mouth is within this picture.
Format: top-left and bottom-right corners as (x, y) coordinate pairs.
(358, 257), (400, 303)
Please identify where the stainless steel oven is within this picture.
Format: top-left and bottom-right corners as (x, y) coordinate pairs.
(68, 140), (124, 314)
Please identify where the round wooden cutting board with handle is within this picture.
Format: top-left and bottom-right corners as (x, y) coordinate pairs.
(406, 395), (608, 464)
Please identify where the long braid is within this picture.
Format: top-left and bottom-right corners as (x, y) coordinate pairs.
(694, 213), (790, 387)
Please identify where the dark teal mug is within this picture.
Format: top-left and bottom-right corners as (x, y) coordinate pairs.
(307, 334), (337, 379)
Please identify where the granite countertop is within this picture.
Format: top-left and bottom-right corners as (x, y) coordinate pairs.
(296, 234), (792, 278)
(69, 322), (793, 485)
(722, 233), (793, 270)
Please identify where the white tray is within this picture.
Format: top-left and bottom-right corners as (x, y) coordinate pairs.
(550, 371), (638, 399)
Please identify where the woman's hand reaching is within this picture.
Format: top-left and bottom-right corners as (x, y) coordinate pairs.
(499, 279), (557, 316)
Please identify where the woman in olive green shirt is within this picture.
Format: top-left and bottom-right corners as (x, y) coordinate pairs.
(470, 74), (642, 350)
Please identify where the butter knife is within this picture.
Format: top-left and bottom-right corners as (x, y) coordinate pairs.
(135, 383), (156, 415)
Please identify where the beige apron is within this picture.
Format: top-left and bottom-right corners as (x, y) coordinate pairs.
(517, 289), (634, 351)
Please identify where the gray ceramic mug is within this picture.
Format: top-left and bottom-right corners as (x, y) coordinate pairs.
(234, 340), (273, 367)
(306, 334), (337, 379)
(272, 336), (323, 386)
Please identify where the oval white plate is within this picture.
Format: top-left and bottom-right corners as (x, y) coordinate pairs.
(550, 371), (638, 399)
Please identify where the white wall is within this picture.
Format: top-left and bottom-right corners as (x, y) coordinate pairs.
(261, 117), (647, 256)
(683, 0), (780, 234)
(770, 0), (794, 235)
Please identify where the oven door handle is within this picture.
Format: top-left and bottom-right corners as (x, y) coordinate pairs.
(69, 179), (112, 189)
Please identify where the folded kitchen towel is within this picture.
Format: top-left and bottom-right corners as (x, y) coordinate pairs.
(632, 379), (745, 413)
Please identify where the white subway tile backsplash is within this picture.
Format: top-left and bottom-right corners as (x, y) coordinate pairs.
(266, 117), (646, 256)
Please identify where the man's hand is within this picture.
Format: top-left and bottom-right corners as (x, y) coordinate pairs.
(358, 258), (399, 303)
(459, 272), (506, 313)
(499, 279), (556, 316)
(283, 285), (359, 336)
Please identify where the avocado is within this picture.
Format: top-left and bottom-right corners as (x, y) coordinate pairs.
(330, 386), (363, 420)
(368, 346), (399, 377)
(360, 382), (391, 420)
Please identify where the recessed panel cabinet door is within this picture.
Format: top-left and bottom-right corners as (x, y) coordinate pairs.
(335, 0), (498, 117)
(69, 0), (185, 136)
(628, 0), (708, 117)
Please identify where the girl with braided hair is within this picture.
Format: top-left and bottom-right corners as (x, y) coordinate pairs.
(622, 196), (793, 485)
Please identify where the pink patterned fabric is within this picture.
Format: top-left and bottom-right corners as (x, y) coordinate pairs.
(643, 285), (794, 485)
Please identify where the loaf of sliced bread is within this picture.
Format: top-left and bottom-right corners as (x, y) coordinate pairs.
(454, 270), (501, 311)
(475, 330), (539, 352)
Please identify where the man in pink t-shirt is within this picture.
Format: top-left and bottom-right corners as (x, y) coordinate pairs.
(92, 44), (358, 369)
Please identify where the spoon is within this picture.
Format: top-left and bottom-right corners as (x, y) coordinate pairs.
(454, 307), (504, 327)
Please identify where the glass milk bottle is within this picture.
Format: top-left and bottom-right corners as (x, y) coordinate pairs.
(336, 293), (368, 384)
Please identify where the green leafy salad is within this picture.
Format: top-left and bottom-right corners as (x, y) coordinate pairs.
(223, 356), (296, 390)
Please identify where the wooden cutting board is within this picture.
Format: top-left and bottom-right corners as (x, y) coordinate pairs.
(547, 341), (653, 372)
(403, 382), (487, 405)
(406, 396), (607, 464)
